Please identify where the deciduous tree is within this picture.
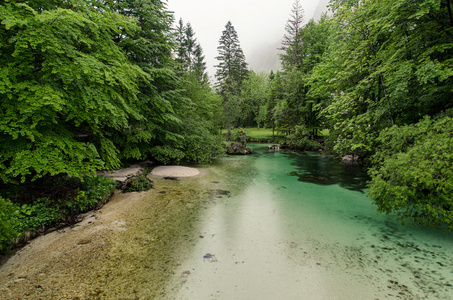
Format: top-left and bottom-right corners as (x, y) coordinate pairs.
(0, 0), (146, 182)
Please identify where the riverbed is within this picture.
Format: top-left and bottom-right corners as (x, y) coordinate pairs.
(1, 144), (452, 299)
(168, 144), (453, 299)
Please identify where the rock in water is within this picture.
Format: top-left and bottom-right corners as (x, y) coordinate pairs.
(225, 142), (253, 155)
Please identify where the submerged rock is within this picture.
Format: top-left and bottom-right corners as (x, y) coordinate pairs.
(225, 142), (253, 155)
(268, 144), (280, 150)
(341, 155), (360, 165)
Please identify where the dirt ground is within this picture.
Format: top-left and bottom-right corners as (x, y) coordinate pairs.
(0, 171), (215, 299)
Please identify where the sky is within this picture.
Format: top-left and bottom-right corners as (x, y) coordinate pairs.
(166, 0), (330, 81)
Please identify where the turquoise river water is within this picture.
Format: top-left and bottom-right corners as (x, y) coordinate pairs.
(168, 144), (453, 299)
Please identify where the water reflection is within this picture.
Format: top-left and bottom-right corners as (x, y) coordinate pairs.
(281, 149), (368, 192)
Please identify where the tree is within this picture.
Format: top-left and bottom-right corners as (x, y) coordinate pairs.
(0, 0), (146, 182)
(175, 19), (196, 71)
(175, 18), (187, 69)
(172, 18), (223, 163)
(215, 21), (248, 132)
(192, 43), (209, 85)
(0, 0), (223, 184)
(240, 72), (270, 129)
(314, 0), (453, 229)
(274, 6), (330, 137)
(267, 71), (285, 136)
(175, 19), (208, 84)
(368, 116), (453, 230)
(312, 0), (453, 158)
(103, 0), (185, 164)
(280, 0), (305, 68)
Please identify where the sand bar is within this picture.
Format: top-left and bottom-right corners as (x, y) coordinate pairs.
(151, 165), (200, 177)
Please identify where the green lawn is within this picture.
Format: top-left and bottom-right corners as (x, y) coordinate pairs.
(222, 127), (329, 139)
(221, 127), (285, 139)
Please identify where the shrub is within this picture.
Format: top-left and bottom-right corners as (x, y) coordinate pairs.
(14, 198), (62, 232)
(123, 175), (153, 192)
(368, 116), (453, 230)
(285, 125), (322, 151)
(297, 136), (322, 151)
(230, 128), (249, 142)
(0, 196), (19, 253)
(0, 175), (117, 253)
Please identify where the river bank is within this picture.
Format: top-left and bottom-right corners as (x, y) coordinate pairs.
(0, 168), (216, 299)
(2, 146), (453, 299)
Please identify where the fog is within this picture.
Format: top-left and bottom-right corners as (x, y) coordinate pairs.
(167, 0), (330, 80)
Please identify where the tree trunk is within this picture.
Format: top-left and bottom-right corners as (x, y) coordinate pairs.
(257, 107), (260, 129)
(272, 120), (275, 138)
(447, 0), (453, 27)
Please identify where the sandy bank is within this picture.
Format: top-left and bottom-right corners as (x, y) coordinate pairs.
(0, 172), (214, 299)
(151, 165), (200, 177)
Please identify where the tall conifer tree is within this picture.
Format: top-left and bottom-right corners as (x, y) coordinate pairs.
(215, 21), (248, 96)
(175, 19), (208, 84)
(215, 21), (248, 132)
(280, 0), (305, 68)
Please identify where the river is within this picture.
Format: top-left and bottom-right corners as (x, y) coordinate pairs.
(167, 144), (453, 299)
(1, 144), (452, 299)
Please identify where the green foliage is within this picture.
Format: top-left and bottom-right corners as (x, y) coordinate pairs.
(215, 21), (248, 130)
(215, 21), (248, 96)
(368, 117), (453, 230)
(178, 68), (224, 164)
(280, 0), (305, 67)
(150, 146), (186, 165)
(285, 125), (322, 151)
(14, 198), (62, 232)
(312, 0), (453, 158)
(0, 196), (19, 253)
(175, 18), (208, 84)
(230, 128), (249, 142)
(240, 72), (270, 128)
(0, 0), (147, 182)
(0, 0), (223, 183)
(222, 127), (285, 142)
(123, 175), (153, 193)
(77, 176), (117, 210)
(271, 13), (331, 136)
(0, 175), (116, 253)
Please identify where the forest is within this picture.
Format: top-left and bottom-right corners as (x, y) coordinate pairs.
(0, 0), (452, 252)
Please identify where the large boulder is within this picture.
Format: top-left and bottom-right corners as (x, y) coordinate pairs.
(225, 142), (253, 155)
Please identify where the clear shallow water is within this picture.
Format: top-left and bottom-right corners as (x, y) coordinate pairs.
(169, 144), (453, 299)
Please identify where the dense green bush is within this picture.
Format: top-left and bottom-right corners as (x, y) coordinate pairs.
(297, 136), (322, 151)
(13, 198), (62, 232)
(230, 128), (249, 142)
(77, 176), (117, 211)
(123, 175), (153, 192)
(368, 117), (453, 230)
(0, 196), (19, 253)
(285, 125), (322, 151)
(0, 175), (117, 253)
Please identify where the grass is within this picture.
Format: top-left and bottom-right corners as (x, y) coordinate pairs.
(245, 128), (285, 139)
(221, 127), (285, 139)
(319, 129), (330, 137)
(222, 127), (330, 139)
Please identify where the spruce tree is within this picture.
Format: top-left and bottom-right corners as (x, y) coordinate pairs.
(215, 21), (248, 132)
(175, 19), (208, 84)
(280, 0), (305, 68)
(193, 43), (209, 84)
(215, 21), (248, 97)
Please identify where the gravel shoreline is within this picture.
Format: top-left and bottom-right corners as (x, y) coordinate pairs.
(0, 169), (212, 299)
